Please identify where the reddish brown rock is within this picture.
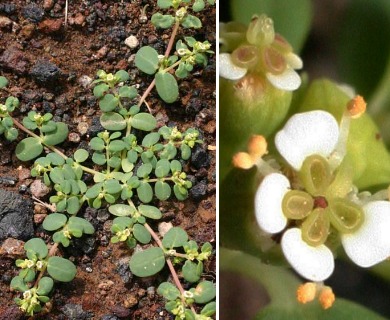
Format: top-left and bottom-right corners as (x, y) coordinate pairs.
(38, 19), (63, 33)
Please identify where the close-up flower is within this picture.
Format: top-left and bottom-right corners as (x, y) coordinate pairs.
(219, 14), (303, 91)
(254, 108), (390, 281)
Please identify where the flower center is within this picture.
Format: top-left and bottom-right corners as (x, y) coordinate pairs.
(314, 196), (328, 209)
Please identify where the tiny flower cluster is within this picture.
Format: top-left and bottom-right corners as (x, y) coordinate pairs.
(219, 14), (302, 91)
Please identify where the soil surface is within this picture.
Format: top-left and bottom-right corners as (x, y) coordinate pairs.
(0, 1), (216, 319)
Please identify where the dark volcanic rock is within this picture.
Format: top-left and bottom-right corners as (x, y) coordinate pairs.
(191, 144), (210, 169)
(0, 189), (34, 241)
(22, 3), (44, 23)
(190, 180), (208, 201)
(62, 303), (92, 320)
(30, 60), (61, 86)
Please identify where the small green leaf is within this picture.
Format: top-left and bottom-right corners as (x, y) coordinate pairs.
(119, 86), (137, 99)
(133, 223), (152, 244)
(162, 227), (188, 248)
(129, 247), (165, 277)
(47, 256), (77, 282)
(182, 260), (203, 283)
(142, 132), (161, 147)
(193, 0), (205, 12)
(108, 140), (127, 152)
(181, 14), (202, 29)
(68, 217), (95, 234)
(151, 13), (175, 29)
(5, 127), (18, 141)
(137, 182), (153, 203)
(115, 70), (130, 82)
(0, 76), (8, 88)
(15, 137), (43, 161)
(104, 179), (122, 194)
(25, 238), (48, 260)
(155, 159), (170, 178)
(92, 152), (106, 165)
(109, 204), (136, 217)
(43, 122), (69, 146)
(99, 94), (119, 112)
(138, 205), (162, 219)
(157, 0), (172, 9)
(90, 137), (105, 151)
(131, 113), (157, 131)
(157, 282), (180, 300)
(37, 277), (54, 296)
(174, 184), (189, 200)
(121, 158), (134, 173)
(74, 149), (89, 163)
(201, 302), (216, 316)
(93, 83), (109, 98)
(155, 72), (179, 103)
(155, 181), (171, 201)
(66, 196), (81, 215)
(181, 144), (191, 160)
(47, 152), (65, 166)
(170, 160), (182, 173)
(135, 46), (159, 75)
(43, 213), (68, 231)
(191, 281), (216, 304)
(10, 276), (28, 292)
(100, 112), (127, 131)
(137, 163), (153, 178)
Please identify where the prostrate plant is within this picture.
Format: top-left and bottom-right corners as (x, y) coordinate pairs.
(135, 0), (215, 104)
(1, 1), (215, 317)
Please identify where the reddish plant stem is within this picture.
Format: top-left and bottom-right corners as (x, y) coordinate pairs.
(144, 223), (196, 313)
(12, 117), (68, 159)
(137, 21), (180, 110)
(33, 243), (59, 288)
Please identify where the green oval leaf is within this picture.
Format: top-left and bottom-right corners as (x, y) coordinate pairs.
(15, 137), (43, 161)
(151, 13), (175, 29)
(201, 302), (216, 316)
(43, 213), (68, 231)
(137, 182), (153, 203)
(182, 260), (203, 283)
(0, 76), (8, 88)
(100, 112), (127, 131)
(99, 94), (119, 112)
(181, 14), (202, 29)
(74, 149), (89, 163)
(115, 70), (130, 82)
(129, 247), (165, 277)
(155, 72), (179, 103)
(119, 86), (137, 99)
(37, 277), (54, 296)
(133, 223), (152, 244)
(25, 238), (48, 260)
(93, 83), (109, 98)
(10, 276), (28, 292)
(109, 204), (136, 217)
(155, 181), (171, 201)
(157, 282), (180, 300)
(131, 113), (157, 131)
(47, 256), (77, 282)
(162, 227), (188, 248)
(191, 281), (216, 304)
(138, 205), (162, 219)
(155, 159), (170, 178)
(135, 46), (159, 75)
(43, 122), (69, 146)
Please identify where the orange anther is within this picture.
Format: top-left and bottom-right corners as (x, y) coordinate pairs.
(232, 152), (254, 169)
(347, 95), (366, 119)
(296, 282), (317, 304)
(318, 286), (335, 310)
(248, 135), (268, 159)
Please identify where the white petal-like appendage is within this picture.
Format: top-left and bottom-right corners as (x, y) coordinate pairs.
(219, 53), (247, 80)
(342, 201), (390, 268)
(275, 111), (339, 170)
(254, 173), (290, 234)
(266, 67), (301, 91)
(281, 228), (335, 281)
(285, 53), (303, 70)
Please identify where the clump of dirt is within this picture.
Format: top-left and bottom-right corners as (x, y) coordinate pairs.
(0, 1), (216, 319)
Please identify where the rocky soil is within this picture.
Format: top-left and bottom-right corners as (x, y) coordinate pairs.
(0, 1), (216, 319)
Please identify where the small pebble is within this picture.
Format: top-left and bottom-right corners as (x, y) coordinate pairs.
(68, 132), (81, 143)
(43, 0), (54, 10)
(78, 75), (93, 89)
(0, 238), (25, 258)
(30, 179), (50, 198)
(77, 122), (89, 136)
(158, 222), (173, 237)
(124, 35), (139, 49)
(0, 16), (12, 29)
(34, 213), (47, 224)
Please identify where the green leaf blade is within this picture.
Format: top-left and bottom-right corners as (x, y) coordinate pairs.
(155, 72), (179, 103)
(129, 247), (165, 277)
